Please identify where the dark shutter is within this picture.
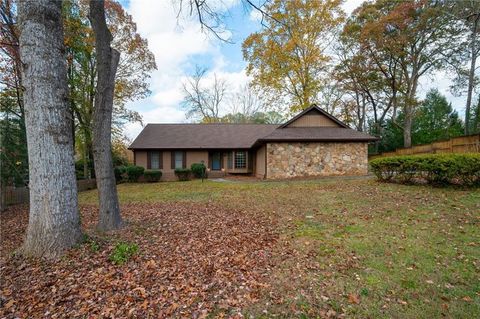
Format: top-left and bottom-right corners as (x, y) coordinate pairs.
(147, 151), (151, 169)
(220, 152), (223, 169)
(159, 151), (163, 169)
(171, 151), (175, 169)
(227, 152), (233, 169)
(182, 151), (187, 168)
(248, 151), (253, 170)
(133, 151), (137, 165)
(208, 152), (212, 169)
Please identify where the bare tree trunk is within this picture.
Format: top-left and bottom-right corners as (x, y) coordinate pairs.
(18, 0), (82, 258)
(403, 75), (419, 148)
(403, 113), (413, 148)
(465, 14), (479, 135)
(89, 0), (122, 231)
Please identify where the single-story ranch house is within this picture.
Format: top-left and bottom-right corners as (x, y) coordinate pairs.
(129, 105), (377, 180)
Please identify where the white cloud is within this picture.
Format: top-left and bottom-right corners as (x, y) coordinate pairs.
(123, 0), (245, 140)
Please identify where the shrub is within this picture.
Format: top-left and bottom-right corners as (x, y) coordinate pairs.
(143, 169), (162, 182)
(190, 163), (207, 178)
(114, 165), (128, 183)
(125, 165), (144, 182)
(109, 242), (138, 265)
(174, 168), (191, 181)
(370, 153), (480, 186)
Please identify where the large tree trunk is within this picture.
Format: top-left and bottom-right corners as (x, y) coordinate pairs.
(403, 112), (413, 148)
(403, 75), (419, 148)
(89, 0), (123, 231)
(465, 14), (479, 135)
(18, 0), (82, 258)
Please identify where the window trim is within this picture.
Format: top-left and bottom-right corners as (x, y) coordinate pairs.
(234, 151), (247, 169)
(147, 150), (162, 169)
(171, 151), (186, 169)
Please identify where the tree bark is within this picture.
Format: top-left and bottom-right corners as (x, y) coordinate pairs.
(18, 0), (82, 258)
(465, 13), (479, 135)
(89, 0), (123, 231)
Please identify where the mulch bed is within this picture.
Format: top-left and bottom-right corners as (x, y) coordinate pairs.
(0, 202), (279, 318)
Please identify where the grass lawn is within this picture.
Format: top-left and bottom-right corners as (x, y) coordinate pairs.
(1, 178), (479, 318)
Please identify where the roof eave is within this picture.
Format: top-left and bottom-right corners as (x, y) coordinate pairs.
(257, 138), (379, 143)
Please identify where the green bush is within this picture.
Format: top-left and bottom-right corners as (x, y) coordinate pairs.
(143, 169), (162, 182)
(190, 163), (207, 178)
(114, 165), (128, 183)
(125, 165), (144, 182)
(370, 153), (480, 186)
(109, 242), (138, 265)
(174, 168), (191, 181)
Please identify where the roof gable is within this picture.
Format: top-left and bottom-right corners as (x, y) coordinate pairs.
(280, 104), (348, 129)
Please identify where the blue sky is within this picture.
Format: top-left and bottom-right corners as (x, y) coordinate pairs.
(120, 0), (467, 140)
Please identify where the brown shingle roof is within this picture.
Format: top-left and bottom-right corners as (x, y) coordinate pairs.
(129, 124), (377, 150)
(129, 123), (279, 149)
(256, 127), (378, 143)
(129, 105), (378, 150)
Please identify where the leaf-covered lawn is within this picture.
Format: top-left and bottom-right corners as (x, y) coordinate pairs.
(1, 178), (479, 318)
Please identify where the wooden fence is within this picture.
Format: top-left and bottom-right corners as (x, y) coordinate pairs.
(370, 134), (480, 159)
(3, 179), (97, 206)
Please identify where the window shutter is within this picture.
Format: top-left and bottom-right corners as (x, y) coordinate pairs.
(182, 151), (186, 168)
(147, 151), (151, 169)
(227, 152), (233, 169)
(220, 152), (223, 169)
(208, 152), (212, 169)
(159, 151), (163, 169)
(171, 151), (175, 169)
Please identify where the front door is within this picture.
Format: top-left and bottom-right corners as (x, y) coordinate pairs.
(210, 152), (221, 170)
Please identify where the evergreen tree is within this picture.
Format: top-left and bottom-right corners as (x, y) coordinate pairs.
(412, 89), (464, 144)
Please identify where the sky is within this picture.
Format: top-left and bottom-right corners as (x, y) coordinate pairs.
(121, 0), (467, 140)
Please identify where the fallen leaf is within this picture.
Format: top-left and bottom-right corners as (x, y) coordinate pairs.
(348, 293), (360, 304)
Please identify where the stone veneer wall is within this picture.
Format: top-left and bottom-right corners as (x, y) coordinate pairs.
(266, 142), (368, 179)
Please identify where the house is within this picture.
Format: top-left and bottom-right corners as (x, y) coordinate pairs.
(128, 105), (377, 180)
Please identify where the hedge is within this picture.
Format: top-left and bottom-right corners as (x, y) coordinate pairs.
(174, 168), (191, 181)
(370, 153), (480, 186)
(125, 165), (145, 182)
(143, 169), (162, 182)
(190, 163), (207, 178)
(114, 166), (127, 182)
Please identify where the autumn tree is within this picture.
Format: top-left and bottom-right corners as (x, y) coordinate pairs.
(18, 0), (82, 257)
(359, 0), (458, 148)
(335, 1), (404, 151)
(242, 0), (345, 113)
(64, 0), (154, 178)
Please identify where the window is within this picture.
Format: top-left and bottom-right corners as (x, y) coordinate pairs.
(149, 151), (161, 169)
(174, 151), (184, 169)
(234, 151), (246, 169)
